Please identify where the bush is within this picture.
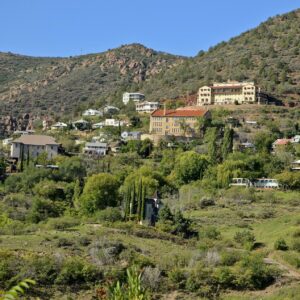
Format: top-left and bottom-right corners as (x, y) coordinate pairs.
(94, 207), (122, 223)
(55, 257), (102, 284)
(168, 268), (186, 289)
(199, 197), (215, 209)
(200, 227), (221, 240)
(234, 230), (256, 250)
(291, 239), (300, 252)
(56, 238), (74, 247)
(220, 250), (241, 266)
(274, 238), (288, 251)
(47, 216), (81, 230)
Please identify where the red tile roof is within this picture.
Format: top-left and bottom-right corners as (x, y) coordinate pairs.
(151, 108), (209, 117)
(273, 139), (291, 145)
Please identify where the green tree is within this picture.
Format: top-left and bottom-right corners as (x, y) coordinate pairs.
(204, 127), (219, 164)
(221, 127), (233, 161)
(78, 173), (120, 214)
(174, 151), (208, 184)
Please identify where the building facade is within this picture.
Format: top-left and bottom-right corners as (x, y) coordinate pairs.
(82, 109), (103, 117)
(83, 142), (107, 156)
(197, 81), (265, 105)
(123, 92), (145, 105)
(11, 135), (60, 160)
(150, 107), (211, 137)
(136, 101), (159, 113)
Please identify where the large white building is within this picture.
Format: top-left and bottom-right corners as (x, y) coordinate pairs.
(136, 101), (159, 113)
(123, 92), (145, 105)
(197, 81), (265, 106)
(11, 135), (60, 160)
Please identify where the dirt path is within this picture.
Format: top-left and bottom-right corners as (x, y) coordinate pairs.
(264, 254), (300, 279)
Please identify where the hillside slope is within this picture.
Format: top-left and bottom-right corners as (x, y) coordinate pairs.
(142, 9), (300, 102)
(0, 44), (184, 117)
(0, 9), (299, 118)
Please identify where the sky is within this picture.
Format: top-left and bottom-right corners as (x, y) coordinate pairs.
(0, 0), (299, 57)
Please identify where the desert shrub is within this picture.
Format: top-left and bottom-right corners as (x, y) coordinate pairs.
(94, 207), (122, 223)
(56, 237), (74, 248)
(291, 239), (300, 252)
(47, 216), (80, 230)
(77, 235), (92, 246)
(23, 256), (59, 284)
(214, 267), (235, 288)
(0, 220), (26, 235)
(233, 254), (280, 289)
(55, 257), (102, 284)
(274, 238), (288, 251)
(200, 226), (221, 240)
(292, 229), (300, 238)
(141, 267), (161, 292)
(89, 240), (125, 266)
(168, 268), (186, 289)
(185, 267), (219, 298)
(234, 230), (256, 250)
(199, 197), (215, 209)
(220, 250), (241, 266)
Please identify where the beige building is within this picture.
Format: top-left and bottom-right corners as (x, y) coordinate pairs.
(10, 135), (60, 160)
(197, 81), (263, 105)
(150, 107), (211, 137)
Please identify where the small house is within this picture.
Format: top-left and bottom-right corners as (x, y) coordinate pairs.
(51, 122), (68, 130)
(83, 141), (108, 156)
(82, 109), (103, 117)
(121, 131), (141, 141)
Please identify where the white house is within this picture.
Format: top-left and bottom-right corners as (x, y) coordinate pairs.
(136, 101), (159, 113)
(123, 92), (145, 105)
(83, 141), (108, 156)
(51, 122), (68, 130)
(105, 119), (124, 127)
(83, 109), (103, 117)
(291, 135), (300, 144)
(121, 131), (141, 141)
(10, 135), (60, 160)
(92, 122), (104, 129)
(2, 138), (13, 146)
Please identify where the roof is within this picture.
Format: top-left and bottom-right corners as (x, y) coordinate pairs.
(12, 135), (59, 145)
(85, 142), (107, 147)
(273, 139), (291, 145)
(151, 107), (209, 117)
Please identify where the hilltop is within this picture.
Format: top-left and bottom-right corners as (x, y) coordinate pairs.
(0, 9), (300, 118)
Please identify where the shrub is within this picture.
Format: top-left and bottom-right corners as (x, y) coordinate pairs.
(274, 238), (288, 251)
(55, 257), (102, 284)
(291, 239), (300, 252)
(47, 216), (80, 231)
(56, 238), (74, 248)
(199, 197), (215, 209)
(141, 267), (161, 292)
(94, 207), (122, 223)
(168, 268), (186, 289)
(234, 230), (256, 250)
(200, 227), (221, 240)
(220, 250), (241, 266)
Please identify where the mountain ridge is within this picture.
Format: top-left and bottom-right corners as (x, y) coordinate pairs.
(0, 9), (299, 118)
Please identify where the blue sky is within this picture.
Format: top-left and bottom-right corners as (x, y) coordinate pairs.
(0, 0), (299, 57)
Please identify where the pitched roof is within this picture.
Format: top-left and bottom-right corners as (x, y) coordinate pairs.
(273, 139), (291, 145)
(12, 135), (59, 145)
(151, 107), (209, 117)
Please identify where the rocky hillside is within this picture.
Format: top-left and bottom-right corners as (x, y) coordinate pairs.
(0, 44), (184, 118)
(0, 9), (299, 119)
(142, 9), (300, 103)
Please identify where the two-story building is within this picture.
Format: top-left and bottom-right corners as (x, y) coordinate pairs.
(136, 101), (159, 113)
(150, 107), (211, 137)
(197, 81), (267, 106)
(10, 135), (60, 160)
(83, 141), (108, 156)
(123, 92), (145, 105)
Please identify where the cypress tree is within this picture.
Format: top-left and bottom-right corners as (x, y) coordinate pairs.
(221, 127), (233, 161)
